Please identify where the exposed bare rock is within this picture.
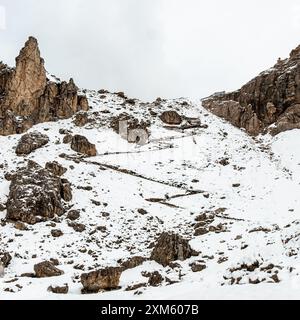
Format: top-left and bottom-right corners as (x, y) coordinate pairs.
(0, 37), (89, 136)
(190, 262), (207, 272)
(48, 284), (69, 294)
(71, 135), (97, 156)
(34, 261), (64, 278)
(3, 37), (47, 115)
(51, 229), (63, 238)
(160, 111), (183, 125)
(201, 100), (263, 136)
(120, 256), (147, 270)
(14, 221), (28, 231)
(81, 267), (122, 293)
(0, 203), (6, 212)
(6, 160), (72, 224)
(125, 283), (147, 291)
(60, 179), (73, 202)
(269, 104), (300, 135)
(0, 62), (11, 92)
(63, 134), (73, 144)
(73, 112), (89, 127)
(0, 252), (12, 268)
(202, 44), (300, 135)
(150, 232), (197, 267)
(45, 161), (67, 176)
(0, 110), (19, 135)
(66, 210), (80, 221)
(116, 91), (127, 99)
(16, 131), (49, 155)
(68, 222), (86, 233)
(148, 271), (164, 287)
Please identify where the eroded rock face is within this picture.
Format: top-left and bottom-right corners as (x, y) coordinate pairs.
(81, 267), (122, 293)
(269, 103), (300, 135)
(16, 131), (49, 155)
(6, 160), (72, 224)
(202, 44), (300, 135)
(0, 37), (89, 136)
(150, 232), (197, 267)
(71, 135), (97, 156)
(160, 111), (182, 125)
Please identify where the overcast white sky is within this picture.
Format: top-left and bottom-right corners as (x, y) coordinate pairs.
(0, 0), (300, 101)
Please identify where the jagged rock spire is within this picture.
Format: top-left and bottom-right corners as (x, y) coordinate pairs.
(0, 36), (89, 136)
(3, 36), (47, 115)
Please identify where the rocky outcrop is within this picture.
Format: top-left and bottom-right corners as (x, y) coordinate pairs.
(6, 160), (72, 224)
(160, 111), (182, 125)
(34, 261), (64, 278)
(0, 37), (89, 136)
(269, 103), (300, 135)
(150, 232), (197, 267)
(81, 267), (122, 293)
(201, 100), (263, 136)
(71, 135), (97, 156)
(15, 131), (49, 155)
(202, 44), (300, 135)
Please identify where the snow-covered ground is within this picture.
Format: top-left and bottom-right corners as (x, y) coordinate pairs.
(1, 90), (300, 300)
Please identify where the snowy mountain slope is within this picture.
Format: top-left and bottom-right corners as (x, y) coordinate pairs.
(1, 90), (300, 300)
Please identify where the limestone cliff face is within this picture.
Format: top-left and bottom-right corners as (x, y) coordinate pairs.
(202, 45), (300, 136)
(0, 37), (89, 135)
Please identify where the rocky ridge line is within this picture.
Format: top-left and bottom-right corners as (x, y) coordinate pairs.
(202, 44), (300, 136)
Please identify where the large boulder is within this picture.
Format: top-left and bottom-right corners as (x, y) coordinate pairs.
(71, 135), (97, 156)
(81, 267), (122, 293)
(160, 111), (183, 125)
(0, 37), (89, 136)
(202, 44), (300, 136)
(6, 160), (72, 224)
(16, 131), (49, 155)
(34, 261), (64, 278)
(150, 232), (197, 267)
